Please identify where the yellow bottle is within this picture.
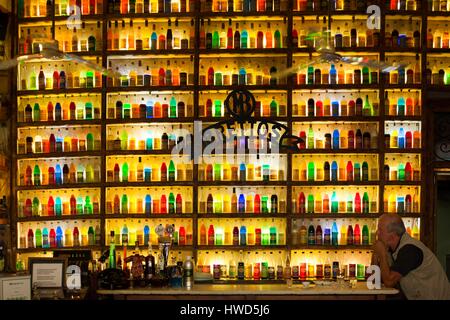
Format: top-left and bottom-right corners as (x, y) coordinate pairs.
(340, 224), (347, 245)
(389, 194), (396, 213)
(338, 159), (346, 181)
(246, 194), (253, 213)
(391, 130), (398, 148)
(223, 194), (231, 213)
(315, 193), (322, 213)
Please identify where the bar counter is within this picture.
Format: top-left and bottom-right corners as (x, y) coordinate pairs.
(97, 282), (399, 300)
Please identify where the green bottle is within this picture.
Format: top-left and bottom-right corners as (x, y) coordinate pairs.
(214, 163), (221, 181)
(307, 162), (315, 181)
(362, 66), (370, 84)
(214, 100), (221, 117)
(307, 66), (314, 84)
(307, 194), (314, 213)
(269, 226), (277, 245)
(347, 194), (353, 213)
(274, 30), (281, 48)
(88, 226), (95, 246)
(85, 102), (93, 119)
(84, 196), (93, 214)
(123, 103), (131, 119)
(121, 194), (128, 214)
(362, 225), (369, 245)
(262, 196), (269, 213)
(362, 161), (369, 181)
(398, 163), (405, 181)
(169, 97), (177, 118)
(32, 197), (40, 216)
(86, 164), (94, 183)
(363, 192), (369, 213)
(363, 95), (373, 116)
(33, 165), (41, 186)
(331, 191), (338, 213)
(109, 231), (116, 269)
(86, 70), (94, 88)
(308, 125), (314, 149)
(122, 162), (129, 182)
(77, 196), (84, 214)
(35, 228), (42, 248)
(33, 103), (40, 121)
(212, 31), (220, 49)
(169, 192), (175, 214)
(86, 133), (94, 151)
(120, 131), (128, 150)
(168, 160), (176, 181)
(270, 98), (278, 116)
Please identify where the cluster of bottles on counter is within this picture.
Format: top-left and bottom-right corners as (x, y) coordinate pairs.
(199, 162), (284, 182)
(429, 0), (450, 11)
(291, 221), (372, 246)
(109, 97), (191, 119)
(59, 22), (101, 53)
(384, 162), (419, 181)
(295, 64), (378, 86)
(200, 96), (285, 118)
(20, 132), (100, 155)
(384, 27), (421, 49)
(385, 59), (421, 85)
(107, 192), (189, 214)
(201, 20), (283, 50)
(384, 193), (420, 213)
(21, 194), (100, 217)
(294, 191), (374, 214)
(198, 222), (284, 246)
(23, 65), (102, 91)
(294, 160), (375, 182)
(384, 94), (421, 116)
(297, 126), (376, 150)
(21, 162), (100, 186)
(21, 101), (100, 122)
(202, 0), (286, 12)
(294, 95), (378, 117)
(107, 0), (195, 13)
(22, 224), (101, 248)
(428, 27), (450, 49)
(200, 188), (285, 214)
(107, 158), (193, 182)
(294, 0), (374, 11)
(198, 251), (369, 281)
(201, 65), (279, 86)
(108, 61), (193, 87)
(109, 223), (193, 246)
(107, 129), (188, 151)
(107, 20), (193, 51)
(384, 127), (421, 149)
(388, 0), (420, 10)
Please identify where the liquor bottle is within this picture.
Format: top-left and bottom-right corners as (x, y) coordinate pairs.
(109, 231), (116, 268)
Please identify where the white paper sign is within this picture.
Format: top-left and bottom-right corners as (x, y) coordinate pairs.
(0, 276), (31, 300)
(32, 263), (64, 288)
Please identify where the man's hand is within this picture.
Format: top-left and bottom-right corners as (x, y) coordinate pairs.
(372, 240), (387, 257)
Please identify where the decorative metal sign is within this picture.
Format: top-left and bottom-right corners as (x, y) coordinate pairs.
(434, 113), (450, 161)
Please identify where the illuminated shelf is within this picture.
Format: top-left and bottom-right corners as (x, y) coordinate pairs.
(198, 213), (286, 218)
(199, 11), (288, 18)
(16, 151), (102, 160)
(106, 86), (195, 92)
(17, 246), (103, 253)
(384, 149), (422, 154)
(18, 88), (103, 97)
(107, 49), (195, 56)
(291, 181), (379, 186)
(426, 11), (450, 17)
(383, 181), (421, 186)
(291, 116), (379, 122)
(292, 10), (336, 16)
(426, 49), (450, 54)
(290, 149), (379, 154)
(319, 48), (380, 53)
(293, 84), (380, 90)
(17, 215), (102, 222)
(61, 51), (103, 57)
(201, 116), (288, 122)
(289, 245), (372, 250)
(198, 181), (287, 187)
(289, 214), (382, 219)
(105, 182), (194, 187)
(198, 85), (288, 91)
(105, 118), (195, 124)
(17, 120), (103, 128)
(16, 183), (102, 191)
(105, 150), (180, 156)
(54, 14), (102, 21)
(105, 214), (193, 219)
(384, 116), (422, 121)
(18, 17), (52, 24)
(384, 84), (422, 89)
(384, 48), (421, 53)
(197, 245), (286, 250)
(106, 12), (195, 19)
(115, 245), (193, 250)
(385, 10), (421, 16)
(199, 48), (288, 55)
(384, 212), (422, 216)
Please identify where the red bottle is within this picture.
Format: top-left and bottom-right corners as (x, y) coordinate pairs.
(354, 192), (361, 213)
(179, 226), (186, 245)
(176, 194), (183, 214)
(254, 194), (261, 213)
(233, 226), (239, 245)
(346, 161), (354, 181)
(160, 162), (167, 181)
(206, 98), (213, 117)
(257, 31), (264, 48)
(208, 224), (215, 245)
(27, 229), (34, 248)
(316, 225), (323, 245)
(405, 194), (412, 212)
(208, 67), (214, 85)
(70, 102), (76, 120)
(227, 26), (233, 49)
(253, 263), (261, 280)
(73, 227), (80, 246)
(159, 67), (165, 86)
(160, 194), (167, 214)
(348, 100), (355, 115)
(25, 165), (32, 185)
(292, 29), (299, 48)
(25, 198), (32, 217)
(48, 196), (55, 216)
(49, 134), (56, 153)
(354, 224), (361, 245)
(255, 228), (261, 245)
(47, 102), (54, 121)
(299, 131), (306, 149)
(348, 130), (355, 149)
(53, 71), (60, 89)
(405, 131), (412, 148)
(48, 166), (55, 185)
(323, 194), (329, 213)
(49, 228), (56, 248)
(70, 194), (76, 215)
(206, 164), (213, 181)
(405, 162), (413, 181)
(347, 225), (354, 245)
(299, 192), (305, 213)
(316, 100), (323, 116)
(114, 163), (120, 182)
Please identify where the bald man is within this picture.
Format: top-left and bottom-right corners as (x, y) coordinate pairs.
(372, 213), (450, 300)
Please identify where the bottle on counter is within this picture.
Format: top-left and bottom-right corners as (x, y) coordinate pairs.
(184, 255), (193, 290)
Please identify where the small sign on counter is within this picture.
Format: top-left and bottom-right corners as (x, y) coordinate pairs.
(0, 274), (31, 300)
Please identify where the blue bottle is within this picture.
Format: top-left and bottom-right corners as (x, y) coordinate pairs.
(398, 66), (405, 85)
(144, 168), (151, 181)
(397, 97), (405, 116)
(331, 222), (338, 246)
(331, 161), (338, 181)
(144, 225), (150, 245)
(329, 64), (337, 84)
(332, 100), (339, 116)
(59, 71), (66, 89)
(240, 226), (247, 246)
(55, 102), (62, 121)
(145, 195), (152, 213)
(151, 32), (158, 50)
(324, 227), (331, 245)
(238, 194), (245, 213)
(241, 30), (248, 49)
(239, 163), (246, 181)
(42, 228), (49, 248)
(56, 227), (63, 248)
(239, 68), (246, 85)
(55, 164), (62, 185)
(55, 197), (62, 216)
(146, 137), (153, 150)
(332, 129), (340, 149)
(243, 0), (250, 11)
(398, 128), (405, 149)
(146, 101), (153, 118)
